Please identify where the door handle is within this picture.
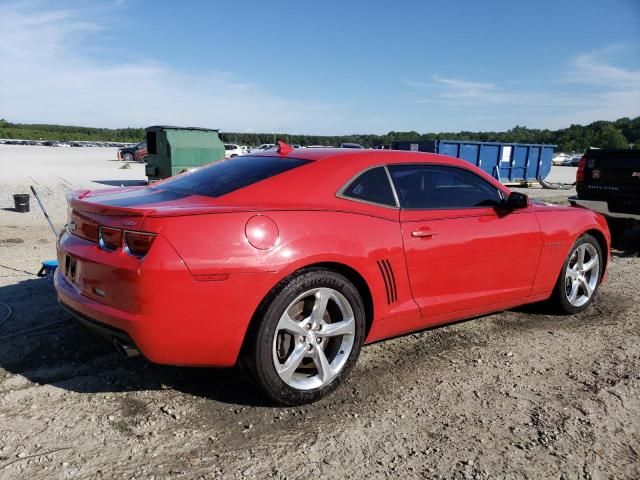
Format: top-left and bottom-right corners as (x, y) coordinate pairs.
(411, 230), (437, 238)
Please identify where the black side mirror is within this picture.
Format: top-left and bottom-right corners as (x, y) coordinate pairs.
(505, 192), (528, 209)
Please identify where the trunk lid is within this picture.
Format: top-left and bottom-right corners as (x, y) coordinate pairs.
(67, 185), (260, 241)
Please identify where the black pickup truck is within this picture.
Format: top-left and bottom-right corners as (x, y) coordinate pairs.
(570, 148), (640, 241)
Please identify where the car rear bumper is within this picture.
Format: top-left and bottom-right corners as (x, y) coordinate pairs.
(55, 231), (278, 367)
(569, 197), (640, 221)
(60, 301), (141, 357)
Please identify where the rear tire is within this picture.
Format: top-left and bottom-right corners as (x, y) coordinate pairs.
(551, 234), (603, 314)
(244, 268), (366, 405)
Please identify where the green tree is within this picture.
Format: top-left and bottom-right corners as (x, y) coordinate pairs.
(1, 117), (637, 149)
(594, 124), (629, 149)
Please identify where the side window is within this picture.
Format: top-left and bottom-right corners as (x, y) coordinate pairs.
(340, 167), (397, 207)
(388, 164), (503, 209)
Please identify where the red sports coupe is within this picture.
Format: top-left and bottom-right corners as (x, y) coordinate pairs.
(55, 144), (610, 404)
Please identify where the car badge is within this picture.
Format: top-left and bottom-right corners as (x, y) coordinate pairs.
(122, 220), (136, 227)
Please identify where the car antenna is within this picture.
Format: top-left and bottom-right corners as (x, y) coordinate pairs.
(277, 140), (293, 157)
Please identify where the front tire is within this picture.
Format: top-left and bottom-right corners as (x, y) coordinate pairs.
(122, 152), (134, 162)
(245, 268), (366, 405)
(551, 234), (603, 314)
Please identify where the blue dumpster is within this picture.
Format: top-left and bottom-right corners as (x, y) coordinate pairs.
(391, 140), (556, 183)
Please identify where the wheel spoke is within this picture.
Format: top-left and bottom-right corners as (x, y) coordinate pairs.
(576, 246), (586, 269)
(580, 277), (594, 297)
(278, 311), (307, 335)
(582, 256), (598, 273)
(312, 343), (333, 382)
(319, 316), (355, 338)
(568, 279), (579, 303)
(277, 344), (307, 383)
(311, 289), (331, 324)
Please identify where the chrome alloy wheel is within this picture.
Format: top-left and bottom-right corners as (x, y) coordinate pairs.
(565, 243), (600, 308)
(272, 287), (355, 390)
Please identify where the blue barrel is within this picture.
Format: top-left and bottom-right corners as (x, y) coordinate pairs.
(391, 140), (556, 183)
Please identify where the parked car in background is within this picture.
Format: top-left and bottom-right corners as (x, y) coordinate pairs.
(340, 142), (364, 149)
(56, 146), (610, 405)
(253, 144), (275, 152)
(570, 148), (640, 244)
(118, 141), (146, 162)
(224, 144), (243, 158)
(569, 155), (583, 166)
(553, 153), (571, 165)
(134, 145), (148, 162)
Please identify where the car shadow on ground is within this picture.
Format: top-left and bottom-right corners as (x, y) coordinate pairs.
(0, 276), (270, 406)
(92, 180), (147, 187)
(611, 225), (640, 257)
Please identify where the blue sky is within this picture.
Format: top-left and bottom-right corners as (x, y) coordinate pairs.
(0, 0), (639, 134)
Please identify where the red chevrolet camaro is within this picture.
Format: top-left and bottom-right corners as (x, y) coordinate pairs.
(55, 145), (610, 404)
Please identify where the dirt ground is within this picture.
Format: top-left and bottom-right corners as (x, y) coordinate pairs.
(0, 146), (639, 479)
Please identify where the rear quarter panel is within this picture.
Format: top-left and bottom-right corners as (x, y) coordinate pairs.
(531, 205), (610, 297)
(142, 209), (420, 341)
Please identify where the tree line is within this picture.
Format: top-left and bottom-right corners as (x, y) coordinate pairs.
(1, 117), (638, 152)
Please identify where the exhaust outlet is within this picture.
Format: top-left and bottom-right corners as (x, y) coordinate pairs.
(112, 338), (141, 358)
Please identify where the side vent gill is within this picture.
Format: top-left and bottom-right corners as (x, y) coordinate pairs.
(376, 259), (397, 304)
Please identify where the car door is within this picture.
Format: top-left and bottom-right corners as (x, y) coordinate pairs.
(388, 163), (542, 319)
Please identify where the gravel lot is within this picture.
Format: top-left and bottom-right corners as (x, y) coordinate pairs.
(0, 146), (638, 479)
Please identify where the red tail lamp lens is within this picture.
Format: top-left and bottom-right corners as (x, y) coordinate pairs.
(71, 210), (99, 242)
(124, 231), (156, 257)
(576, 156), (586, 182)
(99, 226), (122, 250)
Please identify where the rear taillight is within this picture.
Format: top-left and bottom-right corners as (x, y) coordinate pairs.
(576, 156), (586, 182)
(69, 210), (99, 242)
(98, 226), (122, 251)
(124, 231), (156, 257)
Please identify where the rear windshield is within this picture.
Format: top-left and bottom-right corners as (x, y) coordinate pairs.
(157, 155), (311, 197)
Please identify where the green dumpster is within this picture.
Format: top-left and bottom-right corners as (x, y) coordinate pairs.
(144, 126), (225, 181)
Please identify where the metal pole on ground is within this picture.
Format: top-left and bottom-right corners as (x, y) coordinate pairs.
(29, 185), (58, 237)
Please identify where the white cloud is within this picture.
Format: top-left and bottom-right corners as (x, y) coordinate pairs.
(0, 2), (347, 134)
(432, 75), (495, 92)
(567, 49), (640, 89)
(409, 75), (522, 106)
(405, 48), (640, 128)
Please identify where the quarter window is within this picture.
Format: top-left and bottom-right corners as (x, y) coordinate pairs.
(341, 167), (396, 207)
(388, 164), (503, 209)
